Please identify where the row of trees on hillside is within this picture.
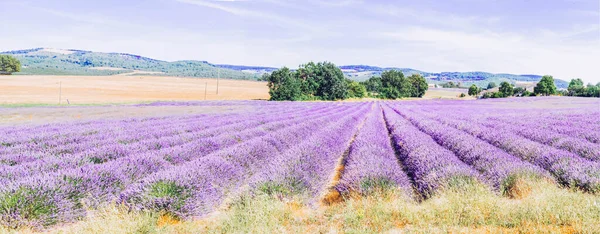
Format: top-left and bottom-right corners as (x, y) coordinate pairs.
(266, 62), (427, 101)
(472, 76), (599, 99)
(471, 76), (558, 99)
(0, 55), (21, 74)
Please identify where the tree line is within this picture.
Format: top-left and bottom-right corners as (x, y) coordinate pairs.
(565, 78), (600, 97)
(266, 61), (427, 101)
(466, 75), (599, 98)
(467, 76), (554, 98)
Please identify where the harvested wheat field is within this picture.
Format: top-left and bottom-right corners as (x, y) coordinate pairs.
(423, 87), (473, 99)
(0, 75), (269, 104)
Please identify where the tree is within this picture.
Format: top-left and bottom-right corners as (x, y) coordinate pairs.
(534, 75), (557, 96)
(0, 55), (21, 75)
(498, 82), (514, 97)
(379, 70), (411, 99)
(567, 78), (585, 96)
(266, 67), (302, 101)
(347, 80), (367, 98)
(460, 93), (466, 98)
(513, 87), (525, 96)
(361, 76), (382, 93)
(257, 73), (270, 81)
(407, 74), (428, 97)
(468, 84), (480, 96)
(584, 83), (600, 97)
(441, 81), (461, 88)
(487, 82), (497, 90)
(295, 61), (347, 100)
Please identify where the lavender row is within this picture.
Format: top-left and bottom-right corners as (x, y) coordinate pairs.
(0, 104), (346, 183)
(0, 103), (329, 167)
(410, 106), (600, 193)
(246, 103), (372, 202)
(478, 117), (600, 162)
(0, 104), (310, 157)
(392, 105), (551, 191)
(0, 100), (322, 149)
(334, 104), (413, 197)
(2, 107), (304, 175)
(381, 105), (480, 197)
(0, 104), (363, 227)
(118, 103), (368, 218)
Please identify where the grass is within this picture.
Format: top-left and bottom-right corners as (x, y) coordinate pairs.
(5, 180), (597, 233)
(0, 187), (58, 229)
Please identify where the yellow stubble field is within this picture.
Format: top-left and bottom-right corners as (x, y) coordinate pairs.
(0, 75), (270, 105)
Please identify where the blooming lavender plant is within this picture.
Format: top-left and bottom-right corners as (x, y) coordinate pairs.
(335, 104), (413, 197)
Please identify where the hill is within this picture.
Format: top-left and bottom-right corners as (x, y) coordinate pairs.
(337, 65), (568, 88)
(1, 48), (568, 88)
(1, 48), (258, 80)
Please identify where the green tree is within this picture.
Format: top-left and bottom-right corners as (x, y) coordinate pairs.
(442, 81), (461, 88)
(266, 67), (302, 101)
(534, 75), (557, 96)
(499, 82), (514, 97)
(0, 55), (21, 75)
(257, 73), (270, 81)
(379, 70), (409, 99)
(361, 76), (382, 93)
(567, 78), (585, 96)
(513, 87), (525, 96)
(487, 82), (497, 90)
(468, 84), (480, 96)
(295, 62), (347, 100)
(407, 74), (428, 97)
(584, 83), (600, 97)
(346, 80), (367, 98)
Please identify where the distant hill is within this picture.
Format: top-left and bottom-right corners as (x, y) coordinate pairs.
(1, 48), (258, 80)
(1, 48), (568, 88)
(336, 65), (568, 89)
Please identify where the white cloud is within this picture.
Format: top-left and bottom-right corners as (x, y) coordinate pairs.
(173, 0), (315, 30)
(375, 26), (600, 82)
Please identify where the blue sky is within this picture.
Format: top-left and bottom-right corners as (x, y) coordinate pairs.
(1, 0), (599, 83)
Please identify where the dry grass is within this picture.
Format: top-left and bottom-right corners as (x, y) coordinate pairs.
(5, 180), (597, 233)
(423, 88), (473, 100)
(0, 75), (269, 105)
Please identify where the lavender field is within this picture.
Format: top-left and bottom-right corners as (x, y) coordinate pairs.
(1, 97), (599, 231)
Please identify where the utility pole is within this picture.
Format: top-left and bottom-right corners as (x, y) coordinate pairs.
(205, 82), (208, 100)
(217, 67), (220, 95)
(58, 81), (62, 105)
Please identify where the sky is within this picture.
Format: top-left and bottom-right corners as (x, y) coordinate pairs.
(0, 0), (599, 83)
